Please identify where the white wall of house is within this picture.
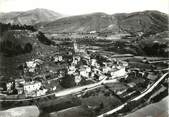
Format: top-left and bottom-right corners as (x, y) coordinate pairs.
(111, 67), (127, 78)
(24, 82), (41, 93)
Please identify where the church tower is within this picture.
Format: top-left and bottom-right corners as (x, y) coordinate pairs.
(73, 40), (78, 53)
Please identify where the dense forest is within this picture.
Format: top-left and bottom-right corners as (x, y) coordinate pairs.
(0, 23), (55, 56)
(0, 23), (36, 34)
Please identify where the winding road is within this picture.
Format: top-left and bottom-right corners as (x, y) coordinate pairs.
(98, 72), (169, 117)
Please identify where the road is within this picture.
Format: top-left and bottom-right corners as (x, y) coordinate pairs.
(0, 72), (168, 117)
(124, 96), (169, 117)
(0, 78), (117, 102)
(97, 72), (169, 117)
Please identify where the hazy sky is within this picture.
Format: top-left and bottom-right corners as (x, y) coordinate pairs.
(0, 0), (168, 15)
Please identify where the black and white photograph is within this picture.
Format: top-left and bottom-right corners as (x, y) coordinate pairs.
(0, 0), (168, 117)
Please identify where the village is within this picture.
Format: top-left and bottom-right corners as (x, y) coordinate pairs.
(0, 36), (168, 117)
(0, 39), (166, 102)
(0, 1), (168, 116)
(1, 40), (130, 98)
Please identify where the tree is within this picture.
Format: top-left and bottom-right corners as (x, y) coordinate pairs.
(24, 43), (32, 53)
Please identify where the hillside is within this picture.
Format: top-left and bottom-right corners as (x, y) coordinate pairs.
(37, 12), (119, 33)
(38, 10), (168, 35)
(116, 10), (168, 35)
(0, 23), (56, 57)
(0, 8), (62, 25)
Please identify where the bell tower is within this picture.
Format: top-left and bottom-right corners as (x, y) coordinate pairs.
(73, 40), (78, 53)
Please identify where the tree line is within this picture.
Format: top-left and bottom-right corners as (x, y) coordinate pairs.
(0, 23), (37, 34)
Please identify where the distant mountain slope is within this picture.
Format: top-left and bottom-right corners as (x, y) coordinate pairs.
(38, 10), (168, 35)
(0, 8), (62, 25)
(37, 12), (119, 33)
(116, 10), (168, 35)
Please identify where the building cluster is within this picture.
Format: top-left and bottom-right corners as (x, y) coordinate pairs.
(1, 52), (164, 100)
(6, 78), (48, 98)
(21, 59), (44, 73)
(66, 52), (128, 85)
(2, 42), (129, 98)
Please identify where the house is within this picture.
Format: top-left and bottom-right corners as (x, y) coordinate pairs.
(90, 30), (96, 34)
(26, 59), (43, 72)
(72, 56), (81, 64)
(116, 89), (127, 95)
(26, 61), (36, 69)
(53, 55), (63, 63)
(91, 59), (97, 66)
(89, 72), (95, 78)
(16, 87), (24, 95)
(99, 75), (107, 81)
(74, 75), (82, 85)
(110, 67), (127, 79)
(34, 59), (44, 65)
(82, 65), (91, 73)
(68, 65), (76, 75)
(15, 79), (25, 86)
(36, 89), (48, 96)
(0, 87), (3, 91)
(147, 72), (158, 81)
(6, 82), (13, 93)
(80, 70), (89, 78)
(102, 66), (111, 74)
(81, 58), (89, 65)
(24, 82), (42, 96)
(122, 61), (128, 67)
(127, 82), (136, 88)
(79, 65), (92, 78)
(14, 79), (25, 95)
(93, 68), (101, 75)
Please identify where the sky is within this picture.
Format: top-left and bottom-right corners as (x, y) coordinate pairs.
(0, 0), (168, 15)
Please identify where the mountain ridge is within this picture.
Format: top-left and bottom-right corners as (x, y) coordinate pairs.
(0, 9), (168, 35)
(37, 10), (168, 35)
(0, 8), (62, 25)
